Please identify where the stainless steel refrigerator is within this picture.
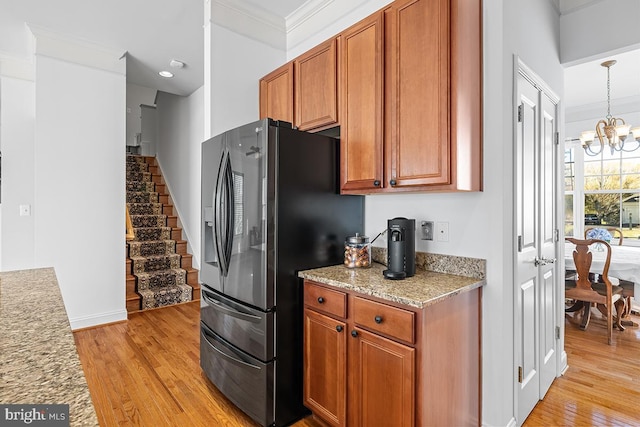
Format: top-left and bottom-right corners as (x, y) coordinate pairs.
(200, 119), (364, 427)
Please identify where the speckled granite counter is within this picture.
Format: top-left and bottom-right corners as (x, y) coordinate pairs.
(299, 250), (486, 308)
(0, 268), (99, 426)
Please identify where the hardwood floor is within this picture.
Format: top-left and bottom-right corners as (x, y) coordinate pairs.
(524, 310), (640, 426)
(73, 301), (323, 427)
(74, 301), (640, 426)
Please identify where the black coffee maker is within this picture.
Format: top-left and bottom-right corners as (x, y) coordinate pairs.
(383, 217), (416, 280)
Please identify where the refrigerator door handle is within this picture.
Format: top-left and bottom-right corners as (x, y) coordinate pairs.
(202, 288), (262, 323)
(213, 152), (228, 276)
(222, 152), (235, 274)
(201, 325), (261, 371)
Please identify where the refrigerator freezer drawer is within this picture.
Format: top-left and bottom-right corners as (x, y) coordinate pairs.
(201, 285), (274, 361)
(200, 323), (274, 426)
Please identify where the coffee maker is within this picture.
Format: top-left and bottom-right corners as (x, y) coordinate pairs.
(383, 217), (416, 280)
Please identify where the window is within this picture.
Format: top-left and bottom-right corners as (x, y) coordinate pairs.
(566, 144), (640, 245)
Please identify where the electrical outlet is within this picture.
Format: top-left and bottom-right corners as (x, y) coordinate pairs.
(436, 221), (449, 242)
(421, 221), (434, 240)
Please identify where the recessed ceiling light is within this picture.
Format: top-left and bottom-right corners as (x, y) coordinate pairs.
(159, 70), (174, 78)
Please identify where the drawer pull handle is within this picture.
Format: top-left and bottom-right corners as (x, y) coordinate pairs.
(373, 180), (380, 187)
(390, 179), (397, 186)
(317, 297), (325, 304)
(351, 330), (358, 338)
(374, 315), (383, 324)
(336, 325), (343, 332)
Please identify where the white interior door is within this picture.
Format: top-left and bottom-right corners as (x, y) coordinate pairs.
(515, 65), (559, 424)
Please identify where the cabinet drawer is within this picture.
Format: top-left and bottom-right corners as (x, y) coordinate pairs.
(353, 297), (414, 344)
(304, 281), (347, 319)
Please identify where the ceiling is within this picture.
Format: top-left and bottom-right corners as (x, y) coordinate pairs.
(0, 0), (308, 96)
(0, 0), (637, 106)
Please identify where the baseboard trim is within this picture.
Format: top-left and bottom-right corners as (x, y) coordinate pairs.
(69, 309), (127, 331)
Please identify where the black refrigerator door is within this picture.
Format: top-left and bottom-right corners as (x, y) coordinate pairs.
(222, 119), (272, 310)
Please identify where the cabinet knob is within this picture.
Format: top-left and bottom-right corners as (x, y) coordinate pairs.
(373, 180), (380, 187)
(351, 330), (358, 338)
(336, 325), (343, 332)
(390, 179), (397, 186)
(317, 297), (325, 304)
(374, 315), (383, 324)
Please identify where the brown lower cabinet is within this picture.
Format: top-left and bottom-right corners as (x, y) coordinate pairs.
(303, 279), (481, 426)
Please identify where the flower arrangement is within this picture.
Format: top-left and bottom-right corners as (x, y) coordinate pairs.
(586, 228), (612, 242)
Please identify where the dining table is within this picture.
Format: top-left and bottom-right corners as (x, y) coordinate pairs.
(565, 241), (640, 325)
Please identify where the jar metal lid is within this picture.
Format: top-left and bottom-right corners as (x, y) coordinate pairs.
(346, 232), (369, 244)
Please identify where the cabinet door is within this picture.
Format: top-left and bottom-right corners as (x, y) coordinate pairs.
(349, 327), (415, 427)
(339, 12), (384, 193)
(385, 0), (451, 189)
(259, 62), (294, 123)
(295, 38), (339, 131)
(304, 309), (347, 427)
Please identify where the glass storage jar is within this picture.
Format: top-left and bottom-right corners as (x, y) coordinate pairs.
(344, 233), (371, 268)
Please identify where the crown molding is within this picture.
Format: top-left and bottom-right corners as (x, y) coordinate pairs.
(209, 0), (286, 50)
(286, 0), (335, 33)
(28, 24), (126, 75)
(0, 50), (34, 81)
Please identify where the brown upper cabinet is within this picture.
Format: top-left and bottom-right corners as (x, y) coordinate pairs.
(259, 0), (481, 193)
(259, 39), (339, 132)
(341, 0), (482, 194)
(339, 12), (385, 192)
(259, 62), (294, 124)
(294, 38), (339, 131)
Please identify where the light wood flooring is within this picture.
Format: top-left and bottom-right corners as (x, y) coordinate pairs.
(74, 300), (640, 426)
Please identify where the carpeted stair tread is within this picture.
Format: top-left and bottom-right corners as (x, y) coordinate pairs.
(135, 268), (187, 290)
(132, 226), (171, 241)
(127, 203), (163, 215)
(128, 240), (176, 257)
(126, 162), (148, 173)
(127, 192), (159, 204)
(131, 214), (166, 228)
(138, 283), (192, 310)
(127, 181), (155, 193)
(131, 253), (182, 273)
(126, 171), (152, 182)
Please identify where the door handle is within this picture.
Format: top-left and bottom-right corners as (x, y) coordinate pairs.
(534, 256), (556, 267)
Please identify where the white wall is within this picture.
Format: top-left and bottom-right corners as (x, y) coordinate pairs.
(0, 75), (36, 271)
(209, 24), (286, 137)
(560, 0), (640, 65)
(33, 36), (127, 329)
(155, 86), (204, 266)
(126, 83), (156, 146)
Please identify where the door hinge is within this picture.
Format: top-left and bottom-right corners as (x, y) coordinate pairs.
(518, 366), (523, 383)
(556, 326), (561, 340)
(517, 235), (523, 252)
(517, 104), (523, 122)
(554, 132), (560, 145)
(554, 229), (560, 243)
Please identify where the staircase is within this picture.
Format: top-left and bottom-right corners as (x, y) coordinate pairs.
(125, 155), (200, 314)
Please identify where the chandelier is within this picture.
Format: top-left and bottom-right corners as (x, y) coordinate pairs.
(579, 60), (640, 156)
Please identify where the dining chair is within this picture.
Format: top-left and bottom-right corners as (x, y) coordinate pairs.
(565, 237), (625, 345)
(584, 227), (624, 245)
(583, 227), (634, 323)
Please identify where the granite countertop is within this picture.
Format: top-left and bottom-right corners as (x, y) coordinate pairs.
(0, 268), (99, 426)
(299, 250), (486, 308)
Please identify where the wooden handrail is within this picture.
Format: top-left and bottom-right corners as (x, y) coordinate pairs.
(126, 205), (135, 241)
